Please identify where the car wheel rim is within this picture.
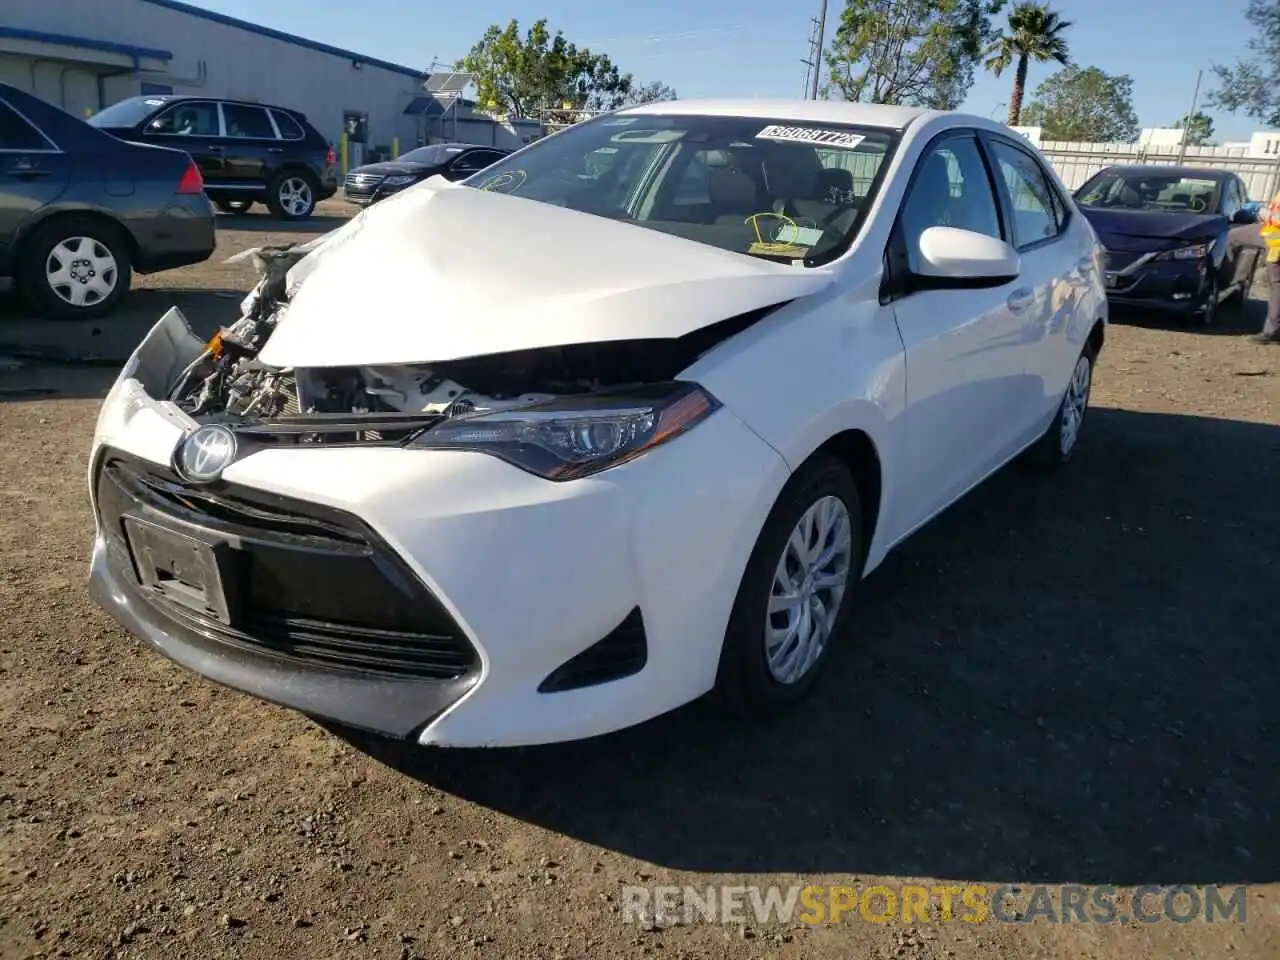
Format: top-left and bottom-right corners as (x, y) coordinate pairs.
(45, 236), (117, 308)
(1059, 353), (1092, 457)
(279, 178), (312, 216)
(765, 495), (853, 684)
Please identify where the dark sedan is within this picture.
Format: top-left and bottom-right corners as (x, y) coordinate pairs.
(0, 83), (215, 320)
(1074, 165), (1260, 326)
(343, 143), (510, 206)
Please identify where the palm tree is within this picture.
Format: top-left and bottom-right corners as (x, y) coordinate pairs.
(985, 2), (1072, 127)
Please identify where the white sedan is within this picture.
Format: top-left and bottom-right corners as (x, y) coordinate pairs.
(87, 99), (1106, 747)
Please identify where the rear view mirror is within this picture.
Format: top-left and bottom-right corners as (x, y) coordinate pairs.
(916, 226), (1020, 284)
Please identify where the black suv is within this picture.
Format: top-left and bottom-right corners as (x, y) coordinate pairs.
(88, 96), (338, 220)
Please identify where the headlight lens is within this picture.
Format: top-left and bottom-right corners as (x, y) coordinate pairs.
(408, 382), (720, 480)
(1156, 242), (1212, 261)
(381, 175), (417, 187)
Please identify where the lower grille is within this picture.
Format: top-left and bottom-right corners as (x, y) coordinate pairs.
(95, 451), (477, 681)
(538, 609), (647, 693)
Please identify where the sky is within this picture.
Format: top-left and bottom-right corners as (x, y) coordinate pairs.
(181, 0), (1263, 141)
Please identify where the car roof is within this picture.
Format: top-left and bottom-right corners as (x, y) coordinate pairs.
(614, 97), (938, 131)
(120, 93), (304, 115)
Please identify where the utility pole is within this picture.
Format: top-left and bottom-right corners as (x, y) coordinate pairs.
(1177, 69), (1203, 164)
(800, 0), (829, 99)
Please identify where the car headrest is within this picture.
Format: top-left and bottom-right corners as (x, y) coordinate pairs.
(815, 167), (855, 203)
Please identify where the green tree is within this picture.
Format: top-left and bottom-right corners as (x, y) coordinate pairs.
(458, 19), (635, 118)
(984, 2), (1072, 126)
(624, 80), (678, 106)
(1206, 0), (1280, 126)
(824, 0), (1007, 109)
(1175, 111), (1216, 146)
(1021, 66), (1140, 142)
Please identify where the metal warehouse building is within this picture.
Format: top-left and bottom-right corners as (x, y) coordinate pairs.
(2, 0), (428, 159)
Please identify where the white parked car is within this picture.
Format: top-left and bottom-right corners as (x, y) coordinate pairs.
(88, 99), (1106, 747)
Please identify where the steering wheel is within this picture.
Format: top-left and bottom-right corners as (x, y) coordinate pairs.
(477, 169), (528, 194)
(744, 211), (800, 245)
(1189, 195), (1207, 213)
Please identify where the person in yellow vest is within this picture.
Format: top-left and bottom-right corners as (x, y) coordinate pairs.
(1252, 192), (1280, 343)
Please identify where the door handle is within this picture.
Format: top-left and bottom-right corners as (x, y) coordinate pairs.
(1007, 288), (1035, 312)
(207, 145), (224, 153)
(9, 168), (51, 180)
(267, 147), (283, 153)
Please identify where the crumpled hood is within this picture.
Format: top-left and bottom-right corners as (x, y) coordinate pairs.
(258, 179), (833, 368)
(1080, 207), (1226, 250)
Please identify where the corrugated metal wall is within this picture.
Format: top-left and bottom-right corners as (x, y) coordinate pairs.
(1040, 141), (1280, 200)
(5, 0), (424, 149)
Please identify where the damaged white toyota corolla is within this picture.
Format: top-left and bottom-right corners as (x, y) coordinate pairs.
(88, 100), (1106, 747)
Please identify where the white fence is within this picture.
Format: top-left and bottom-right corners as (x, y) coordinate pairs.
(1038, 141), (1280, 201)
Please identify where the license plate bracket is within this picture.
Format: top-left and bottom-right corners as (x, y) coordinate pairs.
(123, 515), (236, 625)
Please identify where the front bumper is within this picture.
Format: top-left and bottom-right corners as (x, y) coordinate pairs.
(87, 310), (790, 746)
(343, 182), (409, 206)
(1104, 256), (1212, 312)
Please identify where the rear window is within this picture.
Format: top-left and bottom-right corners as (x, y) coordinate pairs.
(271, 109), (304, 140)
(223, 103), (276, 139)
(0, 100), (50, 151)
(87, 96), (167, 129)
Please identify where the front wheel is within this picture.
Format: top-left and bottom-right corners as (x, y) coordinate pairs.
(267, 170), (318, 220)
(713, 455), (863, 713)
(1027, 343), (1096, 469)
(1194, 276), (1220, 326)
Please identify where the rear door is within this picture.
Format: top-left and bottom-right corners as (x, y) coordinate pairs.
(219, 102), (279, 187)
(982, 134), (1086, 431)
(140, 100), (225, 184)
(0, 97), (69, 267)
(886, 131), (1031, 536)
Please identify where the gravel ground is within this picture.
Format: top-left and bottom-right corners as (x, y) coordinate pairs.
(0, 204), (1277, 959)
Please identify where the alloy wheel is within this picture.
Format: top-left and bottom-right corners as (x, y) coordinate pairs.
(1059, 353), (1093, 457)
(45, 236), (118, 308)
(765, 495), (854, 684)
(278, 177), (313, 217)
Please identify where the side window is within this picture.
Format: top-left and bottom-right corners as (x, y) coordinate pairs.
(222, 104), (276, 139)
(1221, 178), (1241, 217)
(899, 136), (1001, 272)
(990, 140), (1062, 248)
(149, 102), (219, 137)
(0, 101), (50, 151)
(471, 150), (505, 168)
(270, 109), (304, 141)
(451, 151), (489, 174)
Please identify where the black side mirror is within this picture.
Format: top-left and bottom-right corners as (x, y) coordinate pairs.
(1232, 207), (1258, 225)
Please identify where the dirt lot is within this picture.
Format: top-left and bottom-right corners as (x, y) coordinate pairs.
(0, 204), (1277, 960)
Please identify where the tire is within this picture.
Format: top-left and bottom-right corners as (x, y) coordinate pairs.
(215, 199), (254, 214)
(713, 455), (864, 714)
(1026, 342), (1097, 470)
(266, 169), (318, 220)
(19, 216), (132, 321)
(1194, 276), (1220, 326)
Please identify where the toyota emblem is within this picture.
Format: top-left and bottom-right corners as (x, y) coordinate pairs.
(175, 424), (238, 483)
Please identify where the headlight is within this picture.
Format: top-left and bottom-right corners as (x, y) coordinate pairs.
(1155, 242), (1212, 261)
(382, 175), (417, 187)
(408, 382), (720, 480)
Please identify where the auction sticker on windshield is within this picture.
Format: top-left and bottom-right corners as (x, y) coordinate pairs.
(757, 125), (866, 149)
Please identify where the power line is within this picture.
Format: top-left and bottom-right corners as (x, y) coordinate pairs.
(800, 0), (829, 99)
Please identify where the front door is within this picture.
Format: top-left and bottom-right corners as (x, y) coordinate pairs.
(886, 132), (1032, 538)
(140, 100), (225, 184)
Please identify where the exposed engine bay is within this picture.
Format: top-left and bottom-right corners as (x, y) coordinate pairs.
(165, 243), (774, 441)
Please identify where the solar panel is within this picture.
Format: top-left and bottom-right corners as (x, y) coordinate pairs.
(424, 71), (472, 95)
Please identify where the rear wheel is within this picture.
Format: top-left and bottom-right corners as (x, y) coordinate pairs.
(19, 217), (132, 321)
(267, 170), (318, 220)
(1027, 343), (1096, 469)
(714, 455), (863, 713)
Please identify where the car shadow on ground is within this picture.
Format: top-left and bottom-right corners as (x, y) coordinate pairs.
(0, 288), (242, 401)
(1108, 299), (1264, 337)
(333, 407), (1279, 887)
(215, 212), (350, 235)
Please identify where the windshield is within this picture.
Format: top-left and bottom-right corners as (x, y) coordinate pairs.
(465, 114), (896, 265)
(86, 97), (165, 128)
(397, 144), (466, 165)
(1075, 170), (1222, 214)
